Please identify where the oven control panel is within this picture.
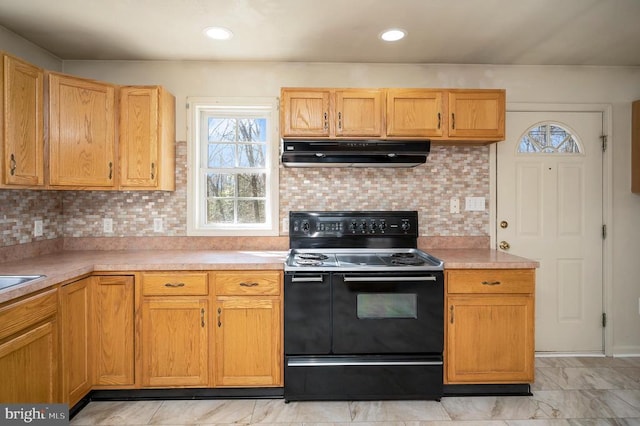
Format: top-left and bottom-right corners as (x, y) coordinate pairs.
(289, 211), (418, 237)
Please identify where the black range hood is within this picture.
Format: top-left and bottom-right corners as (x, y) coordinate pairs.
(280, 140), (430, 168)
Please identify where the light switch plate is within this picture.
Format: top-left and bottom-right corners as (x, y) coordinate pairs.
(465, 197), (486, 211)
(33, 220), (43, 237)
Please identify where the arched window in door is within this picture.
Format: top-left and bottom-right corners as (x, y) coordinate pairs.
(518, 122), (583, 154)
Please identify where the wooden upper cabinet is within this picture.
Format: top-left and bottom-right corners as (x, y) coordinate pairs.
(119, 86), (175, 190)
(280, 89), (331, 137)
(386, 89), (444, 138)
(0, 53), (44, 187)
(447, 89), (505, 141)
(334, 89), (384, 137)
(48, 72), (116, 188)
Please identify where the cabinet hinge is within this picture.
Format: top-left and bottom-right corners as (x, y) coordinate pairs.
(602, 224), (607, 239)
(602, 312), (607, 328)
(601, 135), (608, 152)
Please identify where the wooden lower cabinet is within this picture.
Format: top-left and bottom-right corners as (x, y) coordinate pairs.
(0, 289), (58, 403)
(445, 269), (535, 384)
(92, 275), (135, 387)
(141, 298), (209, 387)
(213, 270), (283, 387)
(60, 278), (92, 406)
(215, 297), (282, 386)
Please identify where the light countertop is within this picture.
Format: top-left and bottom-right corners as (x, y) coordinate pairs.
(0, 248), (538, 304)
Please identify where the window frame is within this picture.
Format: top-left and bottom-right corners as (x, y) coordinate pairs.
(187, 97), (279, 236)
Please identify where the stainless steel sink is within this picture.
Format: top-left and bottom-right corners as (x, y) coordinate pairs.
(0, 275), (46, 290)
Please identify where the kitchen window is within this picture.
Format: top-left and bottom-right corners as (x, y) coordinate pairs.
(187, 98), (279, 236)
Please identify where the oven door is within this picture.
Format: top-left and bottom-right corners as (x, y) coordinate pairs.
(332, 272), (443, 354)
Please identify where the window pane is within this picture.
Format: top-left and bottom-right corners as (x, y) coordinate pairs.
(238, 144), (266, 168)
(207, 199), (235, 223)
(237, 118), (267, 142)
(208, 118), (236, 142)
(238, 200), (266, 223)
(206, 173), (235, 197)
(208, 144), (235, 168)
(518, 123), (581, 154)
(238, 173), (266, 197)
(357, 294), (417, 319)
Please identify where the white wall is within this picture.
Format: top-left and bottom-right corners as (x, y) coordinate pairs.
(0, 26), (61, 70)
(2, 25), (640, 355)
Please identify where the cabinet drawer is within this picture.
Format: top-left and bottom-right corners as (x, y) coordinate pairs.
(214, 271), (281, 296)
(142, 272), (208, 296)
(0, 289), (57, 340)
(447, 269), (534, 294)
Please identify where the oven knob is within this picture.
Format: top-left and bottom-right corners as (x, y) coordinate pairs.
(349, 221), (357, 232)
(401, 221), (410, 232)
(379, 221), (387, 231)
(370, 222), (378, 232)
(359, 221), (367, 232)
(301, 221), (311, 233)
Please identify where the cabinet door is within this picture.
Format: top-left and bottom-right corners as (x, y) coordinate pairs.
(1, 54), (44, 187)
(48, 72), (116, 187)
(446, 294), (534, 383)
(386, 89), (444, 138)
(60, 278), (92, 406)
(141, 298), (208, 387)
(335, 89), (384, 137)
(93, 275), (134, 387)
(0, 320), (58, 403)
(280, 89), (331, 137)
(447, 90), (505, 140)
(119, 86), (175, 190)
(215, 298), (282, 387)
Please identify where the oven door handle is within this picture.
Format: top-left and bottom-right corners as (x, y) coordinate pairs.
(291, 275), (325, 283)
(343, 276), (437, 282)
(288, 359), (443, 367)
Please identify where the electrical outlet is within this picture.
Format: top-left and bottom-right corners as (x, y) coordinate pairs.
(450, 198), (460, 214)
(153, 218), (164, 233)
(33, 220), (43, 237)
(103, 218), (113, 233)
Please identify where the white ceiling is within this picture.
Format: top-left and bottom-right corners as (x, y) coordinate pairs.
(1, 0), (640, 66)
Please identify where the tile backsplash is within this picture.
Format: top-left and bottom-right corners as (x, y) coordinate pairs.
(0, 142), (489, 248)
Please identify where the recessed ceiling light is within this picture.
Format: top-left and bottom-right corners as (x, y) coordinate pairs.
(203, 26), (233, 40)
(380, 29), (406, 42)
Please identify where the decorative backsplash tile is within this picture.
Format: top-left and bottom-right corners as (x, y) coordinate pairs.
(0, 141), (489, 248)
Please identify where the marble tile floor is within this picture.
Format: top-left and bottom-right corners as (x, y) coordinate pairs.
(71, 357), (640, 426)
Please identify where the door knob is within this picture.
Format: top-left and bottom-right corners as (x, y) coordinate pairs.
(500, 220), (509, 229)
(499, 241), (511, 250)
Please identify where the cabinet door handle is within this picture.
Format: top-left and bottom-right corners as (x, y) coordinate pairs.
(164, 282), (185, 288)
(9, 154), (17, 176)
(201, 308), (205, 328)
(239, 282), (259, 287)
(151, 162), (155, 180)
(217, 307), (222, 327)
(451, 113), (455, 129)
(481, 281), (501, 286)
(338, 111), (342, 131)
(450, 305), (454, 324)
(437, 113), (441, 130)
(108, 161), (113, 179)
(324, 112), (328, 130)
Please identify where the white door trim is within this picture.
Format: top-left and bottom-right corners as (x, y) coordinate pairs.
(489, 102), (613, 356)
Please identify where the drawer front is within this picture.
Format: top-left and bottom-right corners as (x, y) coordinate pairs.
(214, 271), (281, 296)
(0, 289), (58, 340)
(447, 269), (534, 294)
(142, 272), (208, 296)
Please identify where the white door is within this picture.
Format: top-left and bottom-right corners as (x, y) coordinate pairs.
(496, 111), (603, 353)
